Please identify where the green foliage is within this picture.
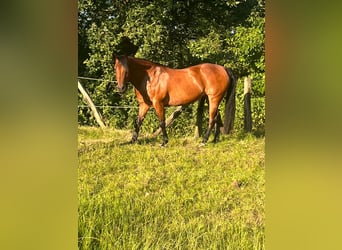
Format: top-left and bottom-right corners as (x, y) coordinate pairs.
(227, 15), (265, 94)
(78, 0), (265, 135)
(78, 127), (265, 249)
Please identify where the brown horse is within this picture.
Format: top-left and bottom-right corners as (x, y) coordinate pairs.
(113, 55), (236, 146)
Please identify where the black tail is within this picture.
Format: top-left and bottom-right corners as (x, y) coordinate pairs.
(223, 67), (236, 134)
(195, 95), (207, 137)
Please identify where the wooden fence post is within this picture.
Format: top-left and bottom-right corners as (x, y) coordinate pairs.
(243, 77), (252, 132)
(78, 80), (106, 129)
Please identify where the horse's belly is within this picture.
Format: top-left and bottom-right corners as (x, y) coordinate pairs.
(167, 90), (203, 106)
(165, 71), (205, 106)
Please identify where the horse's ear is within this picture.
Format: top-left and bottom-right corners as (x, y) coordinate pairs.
(112, 53), (128, 67)
(112, 52), (118, 64)
(112, 53), (126, 65)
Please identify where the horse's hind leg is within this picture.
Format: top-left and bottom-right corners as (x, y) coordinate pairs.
(131, 103), (149, 143)
(202, 102), (219, 144)
(213, 111), (223, 143)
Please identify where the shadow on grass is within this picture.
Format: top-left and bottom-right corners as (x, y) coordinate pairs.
(119, 136), (160, 146)
(234, 127), (265, 140)
(253, 128), (265, 138)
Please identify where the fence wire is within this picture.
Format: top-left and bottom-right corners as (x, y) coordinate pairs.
(78, 76), (135, 110)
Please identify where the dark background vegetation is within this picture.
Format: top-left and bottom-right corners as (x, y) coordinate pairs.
(78, 0), (265, 135)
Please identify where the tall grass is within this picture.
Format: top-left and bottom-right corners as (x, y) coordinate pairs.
(78, 127), (265, 249)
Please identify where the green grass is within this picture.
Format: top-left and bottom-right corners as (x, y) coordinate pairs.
(78, 127), (265, 249)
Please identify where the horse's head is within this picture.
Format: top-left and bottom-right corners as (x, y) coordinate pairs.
(114, 55), (129, 94)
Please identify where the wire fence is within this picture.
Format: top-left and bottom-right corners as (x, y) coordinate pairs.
(77, 76), (264, 111)
(78, 105), (139, 109)
(78, 76), (117, 83)
(78, 76), (137, 110)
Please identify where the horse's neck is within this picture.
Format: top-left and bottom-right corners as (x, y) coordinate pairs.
(128, 57), (151, 66)
(127, 59), (150, 90)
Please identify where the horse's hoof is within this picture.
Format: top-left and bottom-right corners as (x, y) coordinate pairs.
(160, 143), (167, 148)
(199, 142), (206, 147)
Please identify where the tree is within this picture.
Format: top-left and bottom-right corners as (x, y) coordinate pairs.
(78, 0), (265, 132)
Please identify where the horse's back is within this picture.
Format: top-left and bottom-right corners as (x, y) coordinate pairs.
(198, 63), (228, 81)
(192, 63), (229, 96)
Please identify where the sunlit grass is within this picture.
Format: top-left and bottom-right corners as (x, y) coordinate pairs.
(78, 126), (265, 249)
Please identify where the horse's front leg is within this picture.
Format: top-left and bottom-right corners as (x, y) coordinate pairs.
(153, 101), (168, 146)
(131, 102), (149, 143)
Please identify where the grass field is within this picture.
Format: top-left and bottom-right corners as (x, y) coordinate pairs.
(78, 127), (265, 249)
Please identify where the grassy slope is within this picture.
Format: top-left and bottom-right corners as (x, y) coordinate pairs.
(78, 127), (265, 249)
